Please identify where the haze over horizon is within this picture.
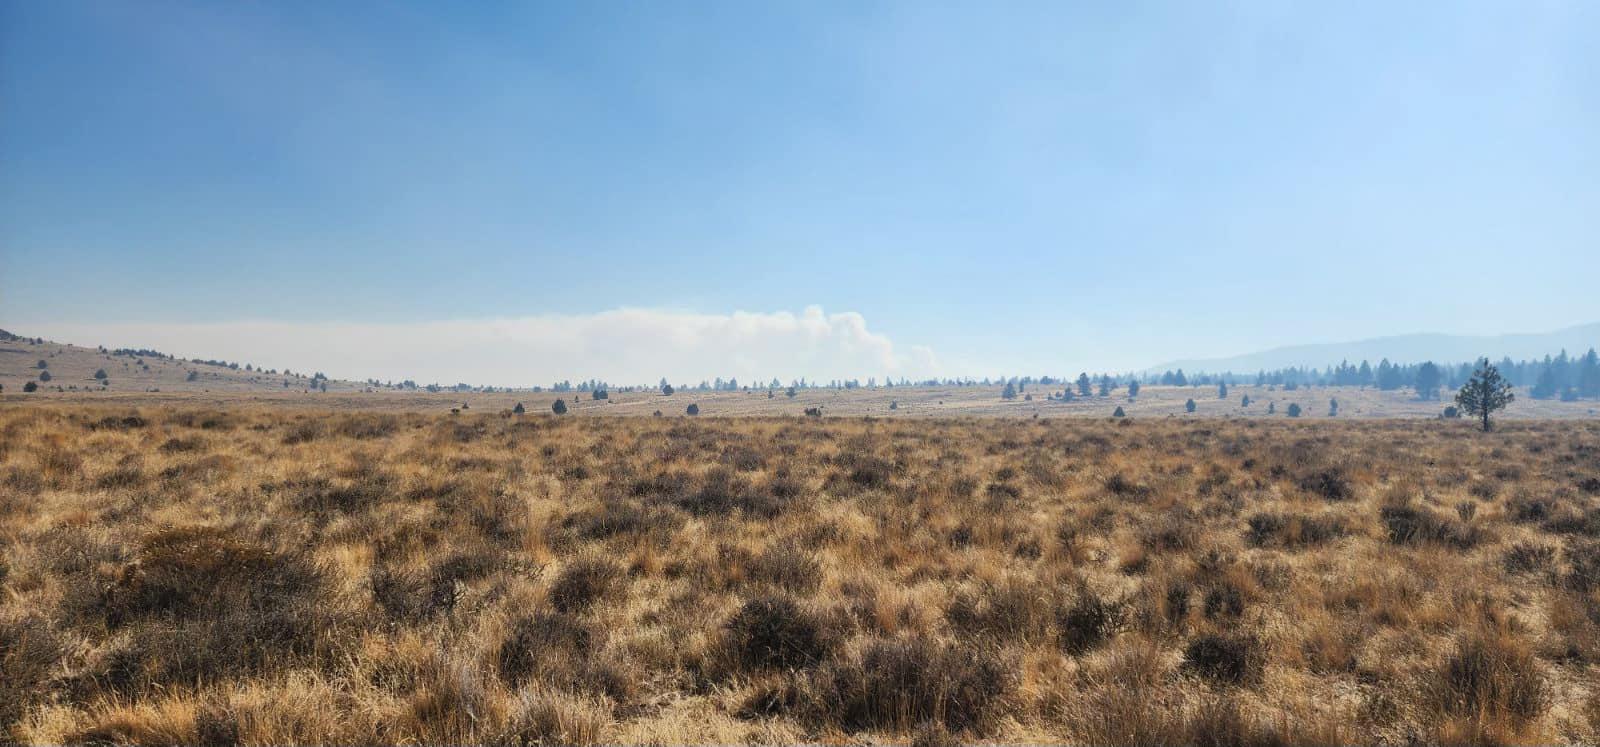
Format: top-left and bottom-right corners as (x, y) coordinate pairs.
(4, 2), (1597, 382)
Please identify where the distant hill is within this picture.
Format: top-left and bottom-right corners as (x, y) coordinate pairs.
(0, 332), (364, 394)
(1148, 322), (1600, 375)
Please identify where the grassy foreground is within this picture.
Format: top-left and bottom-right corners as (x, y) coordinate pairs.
(2, 407), (1599, 745)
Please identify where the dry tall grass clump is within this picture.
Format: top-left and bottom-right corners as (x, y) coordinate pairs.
(2, 406), (1598, 744)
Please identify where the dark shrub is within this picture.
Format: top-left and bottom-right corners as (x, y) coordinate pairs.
(1058, 589), (1124, 654)
(1182, 634), (1264, 686)
(1380, 503), (1482, 549)
(1505, 492), (1554, 523)
(0, 614), (62, 726)
(747, 543), (822, 593)
(1203, 584), (1246, 620)
(1435, 632), (1547, 724)
(1566, 541), (1600, 593)
(1245, 512), (1348, 547)
(818, 638), (1012, 734)
(1502, 542), (1555, 576)
(552, 399), (568, 415)
(549, 556), (624, 613)
(686, 403), (700, 416)
(81, 526), (334, 687)
(1297, 468), (1352, 501)
(498, 611), (595, 684)
(724, 594), (832, 671)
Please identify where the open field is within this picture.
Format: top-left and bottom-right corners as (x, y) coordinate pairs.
(7, 383), (1600, 419)
(3, 406), (1600, 744)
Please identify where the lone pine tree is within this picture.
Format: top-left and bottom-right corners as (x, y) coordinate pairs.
(1456, 360), (1514, 432)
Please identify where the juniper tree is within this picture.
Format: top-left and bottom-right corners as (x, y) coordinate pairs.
(1455, 360), (1514, 432)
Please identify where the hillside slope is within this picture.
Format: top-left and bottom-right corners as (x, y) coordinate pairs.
(0, 329), (364, 394)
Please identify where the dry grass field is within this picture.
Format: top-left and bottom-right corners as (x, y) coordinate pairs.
(3, 407), (1600, 745)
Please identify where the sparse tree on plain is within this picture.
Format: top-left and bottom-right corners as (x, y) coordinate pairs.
(1001, 381), (1018, 400)
(1112, 405), (1125, 418)
(1127, 380), (1140, 400)
(687, 403), (700, 416)
(513, 402), (525, 414)
(1328, 398), (1339, 417)
(1077, 373), (1092, 398)
(94, 369), (108, 380)
(1218, 381), (1228, 399)
(1185, 398), (1196, 413)
(1455, 360), (1514, 432)
(1287, 403), (1302, 417)
(552, 399), (568, 415)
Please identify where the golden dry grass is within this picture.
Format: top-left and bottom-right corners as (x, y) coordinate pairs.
(3, 406), (1599, 745)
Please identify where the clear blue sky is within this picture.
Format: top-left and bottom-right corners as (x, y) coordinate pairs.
(2, 1), (1596, 382)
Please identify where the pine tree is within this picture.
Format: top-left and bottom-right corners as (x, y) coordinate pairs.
(1456, 360), (1514, 432)
(1217, 381), (1228, 399)
(1076, 373), (1092, 397)
(1579, 348), (1600, 399)
(1185, 398), (1197, 413)
(1414, 362), (1442, 401)
(552, 399), (568, 415)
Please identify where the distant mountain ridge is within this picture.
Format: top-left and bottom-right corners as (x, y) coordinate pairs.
(1147, 323), (1600, 375)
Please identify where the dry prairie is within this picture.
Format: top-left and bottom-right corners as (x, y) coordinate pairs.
(3, 407), (1599, 745)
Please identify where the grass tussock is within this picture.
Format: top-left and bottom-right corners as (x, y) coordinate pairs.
(0, 406), (1596, 743)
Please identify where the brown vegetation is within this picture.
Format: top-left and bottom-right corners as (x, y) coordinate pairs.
(2, 407), (1599, 744)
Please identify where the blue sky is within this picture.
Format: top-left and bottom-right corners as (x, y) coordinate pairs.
(2, 1), (1596, 384)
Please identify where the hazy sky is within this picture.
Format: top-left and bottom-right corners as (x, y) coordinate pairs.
(2, 2), (1596, 385)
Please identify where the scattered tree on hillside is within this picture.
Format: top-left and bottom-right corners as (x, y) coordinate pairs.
(38, 371), (51, 382)
(661, 382), (674, 396)
(1218, 381), (1228, 399)
(1287, 403), (1302, 418)
(24, 381), (38, 392)
(1002, 382), (1018, 400)
(593, 389), (608, 400)
(1185, 398), (1197, 413)
(187, 371), (199, 382)
(94, 369), (108, 380)
(1328, 398), (1338, 417)
(1268, 402), (1276, 414)
(786, 386), (797, 398)
(552, 399), (568, 415)
(512, 402), (525, 415)
(687, 403), (700, 416)
(36, 360), (47, 369)
(1112, 406), (1125, 418)
(1127, 380), (1140, 400)
(1076, 373), (1092, 397)
(1456, 360), (1514, 432)
(1241, 395), (1251, 407)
